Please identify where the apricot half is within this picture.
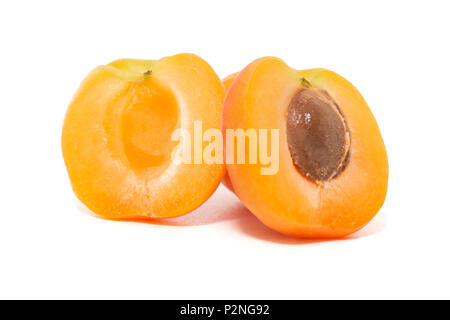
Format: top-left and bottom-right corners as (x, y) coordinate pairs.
(62, 54), (225, 219)
(222, 57), (388, 238)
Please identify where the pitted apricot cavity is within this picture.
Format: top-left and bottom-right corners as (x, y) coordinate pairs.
(286, 87), (350, 182)
(122, 78), (180, 171)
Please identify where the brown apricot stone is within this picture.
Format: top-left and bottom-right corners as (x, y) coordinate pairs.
(286, 88), (350, 182)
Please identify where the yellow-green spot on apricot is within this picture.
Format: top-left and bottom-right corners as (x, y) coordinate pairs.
(300, 77), (312, 88)
(143, 70), (152, 79)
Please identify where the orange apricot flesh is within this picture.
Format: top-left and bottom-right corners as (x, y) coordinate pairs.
(222, 57), (388, 238)
(62, 54), (225, 219)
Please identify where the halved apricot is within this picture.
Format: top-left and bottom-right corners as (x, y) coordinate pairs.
(62, 54), (225, 219)
(222, 57), (388, 238)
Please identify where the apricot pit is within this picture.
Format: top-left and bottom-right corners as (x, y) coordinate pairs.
(286, 87), (350, 182)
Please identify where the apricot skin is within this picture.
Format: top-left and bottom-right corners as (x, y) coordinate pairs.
(221, 73), (238, 192)
(62, 54), (225, 219)
(222, 57), (388, 238)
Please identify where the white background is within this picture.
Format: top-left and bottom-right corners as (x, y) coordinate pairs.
(0, 0), (449, 299)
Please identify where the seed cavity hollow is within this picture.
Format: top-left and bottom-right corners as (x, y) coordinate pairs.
(286, 87), (350, 183)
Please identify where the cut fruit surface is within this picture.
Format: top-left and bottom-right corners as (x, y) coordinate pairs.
(222, 57), (388, 238)
(62, 54), (225, 219)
